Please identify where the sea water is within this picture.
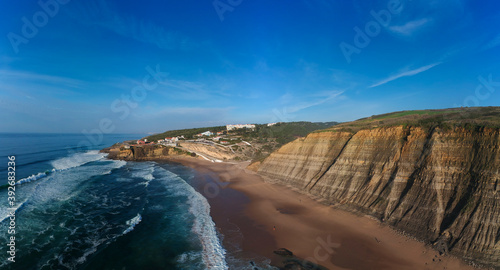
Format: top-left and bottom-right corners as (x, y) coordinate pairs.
(0, 133), (231, 269)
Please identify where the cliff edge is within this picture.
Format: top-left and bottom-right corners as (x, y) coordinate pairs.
(101, 144), (194, 161)
(256, 107), (500, 268)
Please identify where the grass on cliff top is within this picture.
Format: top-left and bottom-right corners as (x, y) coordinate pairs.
(144, 121), (339, 144)
(315, 107), (500, 133)
(144, 126), (227, 142)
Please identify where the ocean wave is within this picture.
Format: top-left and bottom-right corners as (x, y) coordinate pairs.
(25, 159), (127, 205)
(0, 199), (28, 223)
(131, 163), (155, 180)
(156, 167), (228, 270)
(16, 171), (51, 185)
(123, 213), (142, 235)
(10, 143), (107, 158)
(51, 150), (107, 170)
(188, 189), (228, 270)
(15, 151), (117, 186)
(131, 162), (155, 187)
(72, 235), (108, 267)
(176, 251), (205, 269)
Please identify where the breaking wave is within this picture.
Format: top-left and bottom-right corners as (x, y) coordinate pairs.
(156, 167), (228, 270)
(123, 214), (142, 235)
(16, 150), (109, 185)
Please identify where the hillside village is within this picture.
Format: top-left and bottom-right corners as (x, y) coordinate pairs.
(118, 121), (336, 162)
(134, 124), (258, 146)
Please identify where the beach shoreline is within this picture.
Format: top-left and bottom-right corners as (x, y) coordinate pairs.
(154, 156), (479, 270)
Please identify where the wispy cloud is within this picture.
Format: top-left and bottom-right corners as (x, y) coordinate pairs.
(0, 69), (85, 89)
(389, 18), (431, 36)
(70, 0), (195, 51)
(161, 79), (205, 93)
(287, 90), (344, 113)
(153, 107), (233, 116)
(482, 35), (500, 51)
(370, 62), (442, 88)
(156, 78), (226, 101)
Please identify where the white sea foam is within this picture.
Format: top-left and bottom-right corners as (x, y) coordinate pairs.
(16, 172), (50, 185)
(51, 150), (107, 170)
(15, 151), (112, 186)
(123, 213), (142, 235)
(132, 162), (155, 186)
(176, 251), (204, 269)
(73, 236), (108, 266)
(0, 199), (28, 223)
(157, 167), (228, 270)
(132, 163), (155, 180)
(28, 159), (126, 204)
(188, 188), (228, 270)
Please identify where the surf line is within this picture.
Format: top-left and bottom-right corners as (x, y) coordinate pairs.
(7, 155), (17, 263)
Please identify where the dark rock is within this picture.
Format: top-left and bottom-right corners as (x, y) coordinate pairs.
(274, 248), (294, 257)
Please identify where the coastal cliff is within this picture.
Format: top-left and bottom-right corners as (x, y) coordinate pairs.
(102, 144), (193, 161)
(256, 116), (500, 268)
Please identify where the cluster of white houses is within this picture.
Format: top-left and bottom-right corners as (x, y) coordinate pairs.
(134, 123), (273, 147)
(158, 136), (184, 146)
(193, 124), (256, 139)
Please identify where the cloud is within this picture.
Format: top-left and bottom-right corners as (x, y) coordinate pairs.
(155, 78), (228, 101)
(278, 93), (294, 104)
(268, 90), (345, 123)
(287, 90), (344, 113)
(482, 35), (500, 51)
(135, 107), (234, 128)
(70, 0), (194, 51)
(370, 62), (442, 88)
(0, 69), (87, 100)
(161, 79), (205, 93)
(389, 18), (431, 36)
(0, 69), (85, 89)
(148, 107), (232, 116)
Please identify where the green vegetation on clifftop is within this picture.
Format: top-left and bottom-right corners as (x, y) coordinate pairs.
(144, 121), (338, 145)
(315, 107), (500, 133)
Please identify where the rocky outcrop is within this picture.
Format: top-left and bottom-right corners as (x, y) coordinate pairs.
(101, 144), (191, 161)
(256, 126), (500, 268)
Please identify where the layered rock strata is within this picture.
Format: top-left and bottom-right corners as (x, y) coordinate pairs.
(257, 126), (500, 268)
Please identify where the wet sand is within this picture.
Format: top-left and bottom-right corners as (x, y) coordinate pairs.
(170, 157), (477, 270)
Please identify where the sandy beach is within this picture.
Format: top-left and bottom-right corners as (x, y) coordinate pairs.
(169, 157), (478, 270)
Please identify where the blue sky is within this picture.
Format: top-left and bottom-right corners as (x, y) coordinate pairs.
(1, 0), (500, 133)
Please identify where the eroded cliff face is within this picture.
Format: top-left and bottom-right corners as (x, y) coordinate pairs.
(102, 145), (189, 161)
(257, 126), (500, 268)
(179, 142), (237, 160)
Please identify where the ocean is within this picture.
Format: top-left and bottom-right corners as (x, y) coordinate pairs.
(0, 133), (233, 270)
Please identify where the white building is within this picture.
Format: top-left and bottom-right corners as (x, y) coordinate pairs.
(226, 124), (256, 131)
(200, 131), (213, 136)
(165, 137), (179, 142)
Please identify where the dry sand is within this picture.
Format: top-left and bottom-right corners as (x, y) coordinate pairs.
(169, 157), (478, 270)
